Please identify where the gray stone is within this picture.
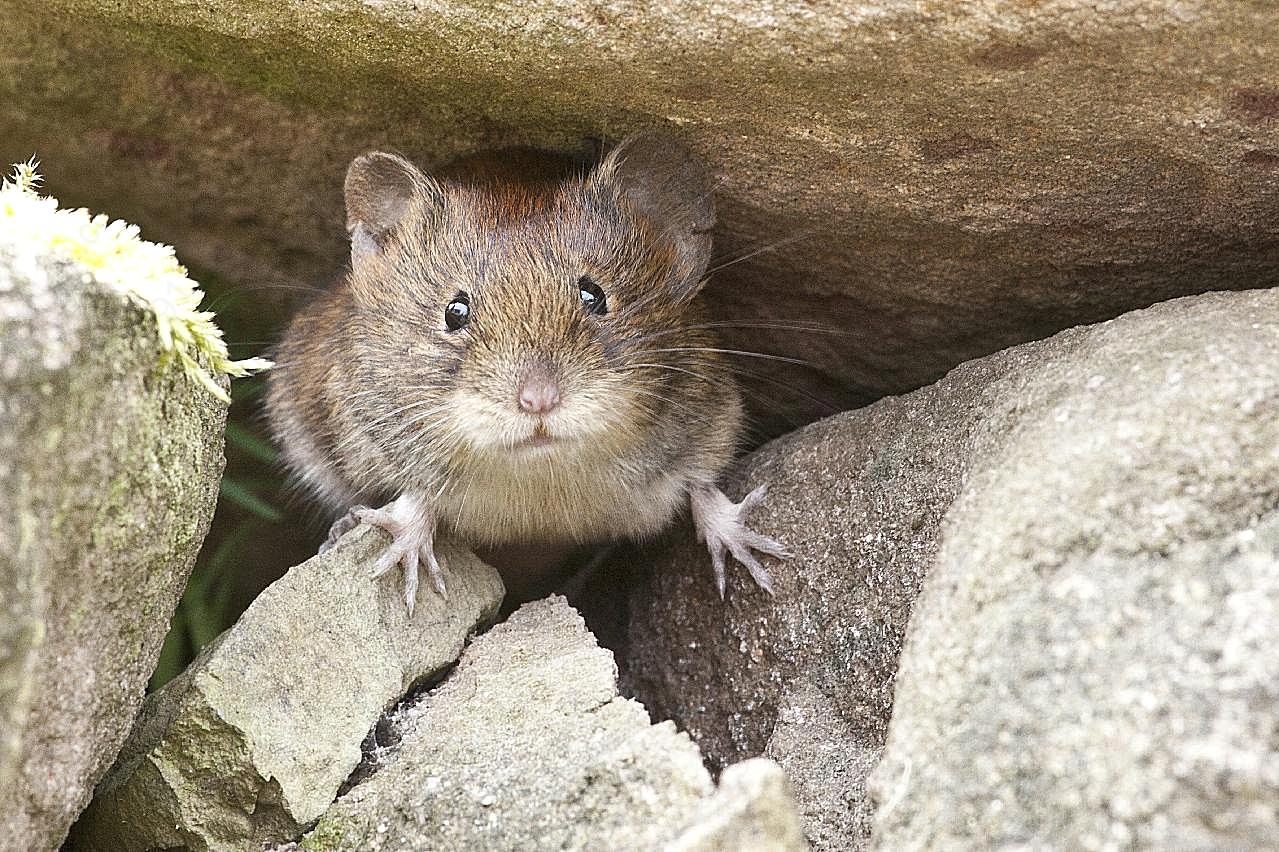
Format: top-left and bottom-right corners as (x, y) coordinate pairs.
(306, 597), (807, 852)
(3, 2), (1279, 433)
(0, 240), (228, 849)
(667, 758), (810, 852)
(870, 297), (1279, 848)
(68, 526), (504, 852)
(603, 286), (1279, 849)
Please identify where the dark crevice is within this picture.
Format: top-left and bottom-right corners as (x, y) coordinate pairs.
(334, 639), (474, 797)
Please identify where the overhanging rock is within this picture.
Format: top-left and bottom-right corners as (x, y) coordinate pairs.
(3, 1), (1277, 433)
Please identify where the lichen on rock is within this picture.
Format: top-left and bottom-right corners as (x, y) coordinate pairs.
(0, 163), (250, 850)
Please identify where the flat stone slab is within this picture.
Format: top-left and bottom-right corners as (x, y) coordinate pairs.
(69, 527), (504, 852)
(306, 597), (807, 851)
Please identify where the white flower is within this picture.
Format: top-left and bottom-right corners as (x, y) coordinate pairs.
(1, 160), (271, 401)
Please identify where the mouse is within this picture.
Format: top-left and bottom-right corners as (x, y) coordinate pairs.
(265, 132), (787, 613)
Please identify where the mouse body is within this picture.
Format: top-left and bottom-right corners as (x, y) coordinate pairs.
(266, 133), (785, 611)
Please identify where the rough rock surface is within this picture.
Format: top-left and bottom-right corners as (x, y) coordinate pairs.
(668, 758), (811, 852)
(306, 597), (807, 852)
(870, 301), (1279, 848)
(68, 527), (504, 852)
(593, 287), (1279, 849)
(3, 1), (1278, 432)
(0, 242), (228, 850)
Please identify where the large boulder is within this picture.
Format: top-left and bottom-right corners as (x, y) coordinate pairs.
(0, 180), (232, 850)
(869, 296), (1279, 847)
(595, 286), (1279, 849)
(68, 526), (505, 852)
(306, 597), (808, 851)
(3, 2), (1278, 432)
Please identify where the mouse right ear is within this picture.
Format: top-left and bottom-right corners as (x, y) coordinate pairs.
(344, 152), (441, 264)
(593, 133), (716, 299)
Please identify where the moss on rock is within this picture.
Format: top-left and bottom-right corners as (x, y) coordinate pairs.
(0, 184), (234, 849)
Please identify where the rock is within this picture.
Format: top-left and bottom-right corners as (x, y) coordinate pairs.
(667, 758), (810, 852)
(4, 2), (1279, 433)
(0, 203), (229, 848)
(869, 296), (1279, 848)
(595, 287), (1279, 849)
(68, 527), (504, 852)
(306, 596), (807, 851)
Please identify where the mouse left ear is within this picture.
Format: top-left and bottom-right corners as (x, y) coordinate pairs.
(344, 151), (441, 266)
(593, 133), (716, 298)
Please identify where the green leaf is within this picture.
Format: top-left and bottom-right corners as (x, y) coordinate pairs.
(225, 420), (278, 464)
(219, 477), (284, 523)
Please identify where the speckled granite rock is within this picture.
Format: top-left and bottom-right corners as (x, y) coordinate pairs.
(3, 1), (1278, 433)
(870, 298), (1279, 848)
(0, 239), (228, 851)
(599, 286), (1279, 849)
(68, 527), (504, 852)
(305, 597), (807, 852)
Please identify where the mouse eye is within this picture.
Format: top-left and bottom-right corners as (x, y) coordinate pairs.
(444, 292), (470, 332)
(578, 276), (607, 316)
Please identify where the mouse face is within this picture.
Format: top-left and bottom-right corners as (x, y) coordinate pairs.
(341, 136), (720, 471)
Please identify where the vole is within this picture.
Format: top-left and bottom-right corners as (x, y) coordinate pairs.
(266, 133), (786, 613)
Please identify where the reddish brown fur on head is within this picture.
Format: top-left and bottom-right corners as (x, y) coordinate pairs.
(339, 134), (724, 460)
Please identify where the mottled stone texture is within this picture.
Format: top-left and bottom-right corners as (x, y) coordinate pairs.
(306, 597), (808, 852)
(2, 1), (1277, 434)
(669, 759), (811, 852)
(0, 244), (228, 851)
(598, 287), (1279, 850)
(870, 292), (1279, 849)
(68, 527), (504, 852)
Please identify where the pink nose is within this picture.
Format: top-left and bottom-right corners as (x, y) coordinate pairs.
(517, 373), (561, 415)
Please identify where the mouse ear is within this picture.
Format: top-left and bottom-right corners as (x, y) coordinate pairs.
(344, 151), (441, 265)
(595, 133), (716, 298)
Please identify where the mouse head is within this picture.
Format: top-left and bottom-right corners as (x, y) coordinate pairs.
(342, 133), (719, 464)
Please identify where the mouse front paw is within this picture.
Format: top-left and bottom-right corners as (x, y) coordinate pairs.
(690, 483), (789, 598)
(351, 494), (446, 615)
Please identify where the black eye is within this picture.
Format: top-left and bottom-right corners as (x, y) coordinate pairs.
(579, 276), (607, 315)
(444, 292), (470, 331)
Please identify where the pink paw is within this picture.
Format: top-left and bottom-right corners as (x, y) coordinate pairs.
(691, 484), (789, 598)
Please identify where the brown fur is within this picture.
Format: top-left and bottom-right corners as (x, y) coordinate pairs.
(266, 134), (742, 549)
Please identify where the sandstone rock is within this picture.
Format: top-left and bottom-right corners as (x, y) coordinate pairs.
(870, 297), (1279, 848)
(4, 2), (1278, 433)
(597, 287), (1279, 849)
(0, 219), (228, 849)
(68, 527), (504, 852)
(306, 597), (807, 852)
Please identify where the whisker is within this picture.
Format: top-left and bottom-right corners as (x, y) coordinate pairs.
(620, 320), (848, 350)
(705, 230), (817, 276)
(629, 347), (816, 368)
(613, 362), (729, 385)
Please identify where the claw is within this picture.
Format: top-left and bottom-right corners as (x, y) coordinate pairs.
(710, 546), (728, 599)
(690, 483), (787, 598)
(740, 484), (768, 513)
(420, 543), (447, 596)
